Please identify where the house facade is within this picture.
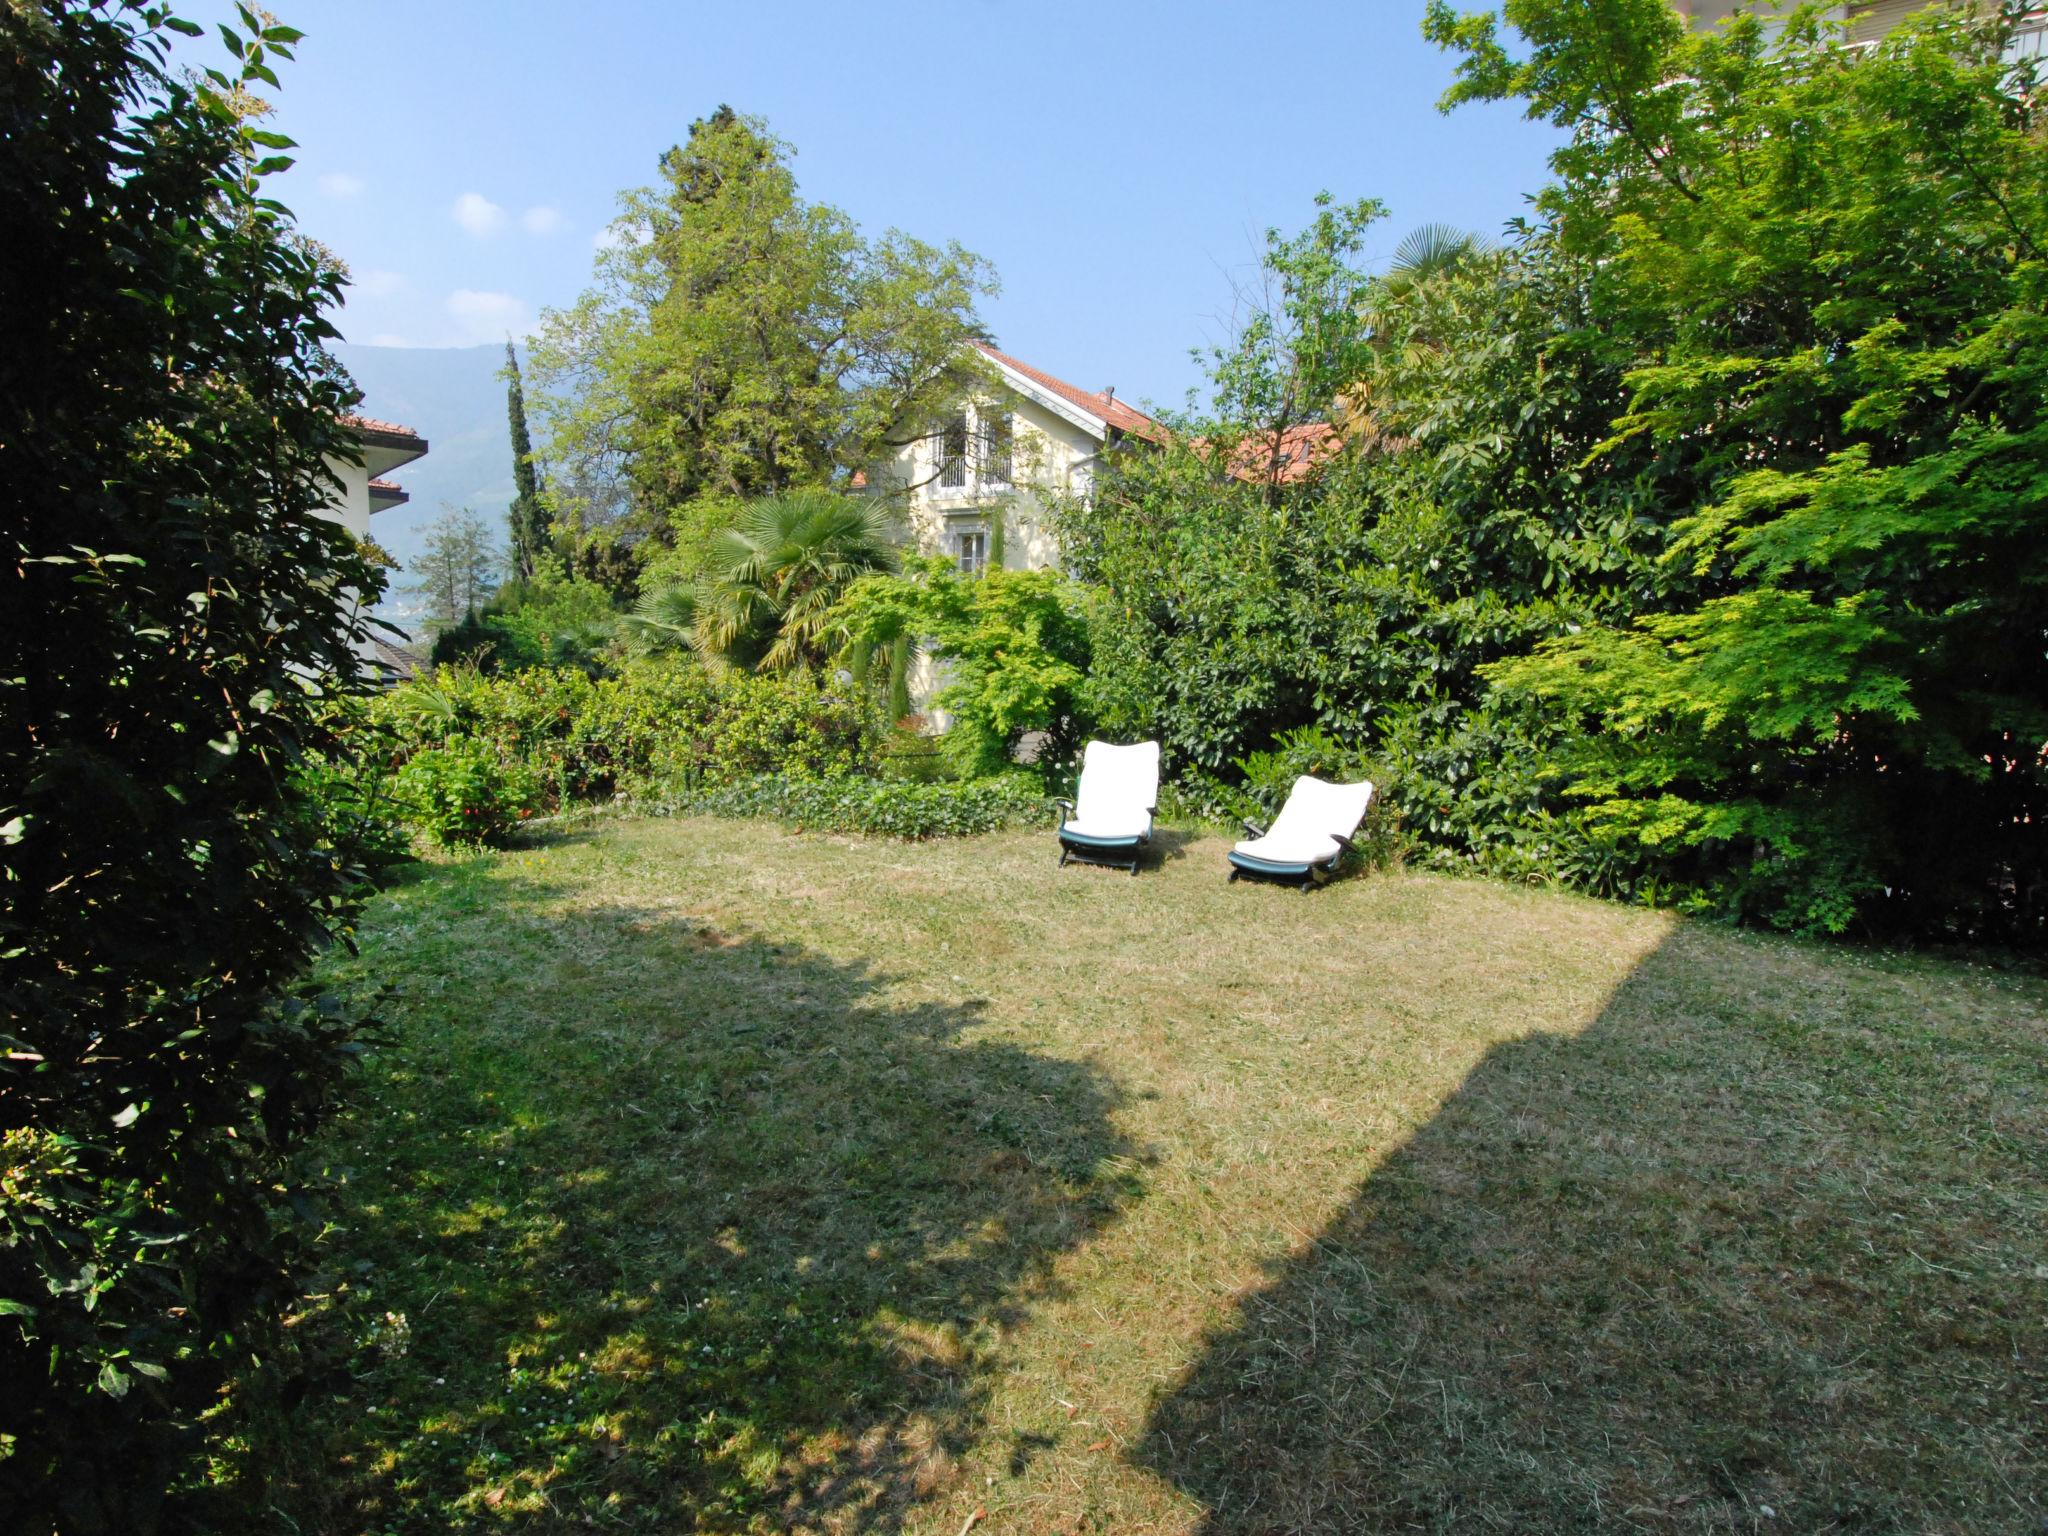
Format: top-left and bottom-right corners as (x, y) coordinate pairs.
(860, 340), (1163, 578)
(1676, 0), (2046, 57)
(326, 413), (428, 679)
(852, 342), (1162, 720)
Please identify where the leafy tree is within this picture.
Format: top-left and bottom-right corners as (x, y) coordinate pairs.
(1433, 0), (2048, 937)
(503, 340), (549, 580)
(684, 489), (899, 672)
(0, 4), (397, 1523)
(831, 557), (1092, 776)
(528, 107), (997, 591)
(1063, 191), (1672, 858)
(407, 504), (502, 632)
(1205, 193), (1382, 498)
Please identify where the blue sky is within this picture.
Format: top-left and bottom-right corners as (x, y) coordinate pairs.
(178, 0), (1559, 411)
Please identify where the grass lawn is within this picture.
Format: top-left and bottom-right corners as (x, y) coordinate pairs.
(216, 816), (2048, 1533)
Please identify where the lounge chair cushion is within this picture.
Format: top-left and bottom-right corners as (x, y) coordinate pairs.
(1231, 776), (1374, 870)
(1061, 740), (1160, 846)
(1061, 812), (1153, 844)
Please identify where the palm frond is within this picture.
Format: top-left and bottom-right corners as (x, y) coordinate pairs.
(623, 582), (702, 656)
(1387, 224), (1496, 284)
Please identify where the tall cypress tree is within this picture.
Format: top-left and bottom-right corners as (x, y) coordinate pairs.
(504, 340), (548, 580)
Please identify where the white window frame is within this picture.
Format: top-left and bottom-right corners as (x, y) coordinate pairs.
(954, 526), (988, 577)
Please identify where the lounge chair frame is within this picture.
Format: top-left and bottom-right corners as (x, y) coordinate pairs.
(1226, 818), (1359, 891)
(1055, 798), (1155, 876)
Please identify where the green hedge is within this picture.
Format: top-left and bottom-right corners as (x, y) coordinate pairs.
(360, 661), (876, 843)
(663, 773), (1051, 840)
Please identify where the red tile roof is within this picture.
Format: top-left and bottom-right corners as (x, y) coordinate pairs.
(343, 412), (425, 444)
(972, 340), (1166, 442)
(367, 476), (409, 504)
(1228, 421), (1344, 484)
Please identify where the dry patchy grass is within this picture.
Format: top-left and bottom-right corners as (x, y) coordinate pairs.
(212, 817), (2048, 1534)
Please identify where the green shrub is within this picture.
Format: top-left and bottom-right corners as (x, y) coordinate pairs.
(877, 728), (958, 784)
(291, 748), (411, 869)
(688, 671), (872, 784)
(670, 773), (1049, 840)
(392, 738), (539, 847)
(364, 661), (878, 825)
(829, 559), (1092, 780)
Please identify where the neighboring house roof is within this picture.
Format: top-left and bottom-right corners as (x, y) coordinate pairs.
(970, 341), (1341, 480)
(343, 412), (426, 446)
(1227, 421), (1345, 484)
(369, 637), (425, 683)
(344, 412), (428, 479)
(970, 340), (1167, 443)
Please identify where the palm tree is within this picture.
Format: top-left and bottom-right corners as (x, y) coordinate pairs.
(1377, 223), (1497, 308)
(1339, 224), (1501, 445)
(694, 489), (899, 672)
(623, 581), (701, 657)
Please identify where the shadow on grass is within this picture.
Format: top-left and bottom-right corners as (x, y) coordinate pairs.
(1136, 926), (2048, 1533)
(231, 865), (1142, 1533)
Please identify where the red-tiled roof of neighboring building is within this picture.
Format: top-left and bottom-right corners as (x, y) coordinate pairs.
(343, 412), (426, 444)
(971, 340), (1166, 442)
(368, 476), (409, 505)
(1227, 421), (1345, 484)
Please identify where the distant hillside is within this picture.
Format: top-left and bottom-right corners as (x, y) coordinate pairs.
(334, 342), (522, 619)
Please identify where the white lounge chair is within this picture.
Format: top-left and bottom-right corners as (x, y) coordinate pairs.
(1228, 776), (1375, 889)
(1055, 740), (1161, 876)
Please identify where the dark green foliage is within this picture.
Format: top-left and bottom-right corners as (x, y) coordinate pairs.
(0, 5), (395, 1525)
(668, 772), (1050, 840)
(428, 608), (499, 668)
(1073, 6), (2047, 942)
(503, 341), (549, 581)
(1436, 0), (2048, 938)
